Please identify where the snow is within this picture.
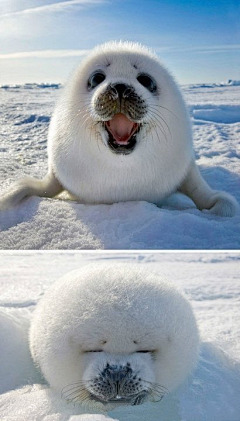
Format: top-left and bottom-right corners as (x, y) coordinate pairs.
(0, 83), (239, 250)
(0, 252), (240, 421)
(192, 106), (240, 124)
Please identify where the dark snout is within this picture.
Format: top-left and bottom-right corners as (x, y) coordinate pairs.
(101, 362), (132, 385)
(110, 83), (135, 101)
(95, 81), (147, 122)
(90, 363), (148, 406)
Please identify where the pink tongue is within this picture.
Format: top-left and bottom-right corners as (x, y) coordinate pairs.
(106, 113), (138, 145)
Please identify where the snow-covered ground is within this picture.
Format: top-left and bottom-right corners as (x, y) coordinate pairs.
(0, 82), (239, 249)
(0, 252), (239, 421)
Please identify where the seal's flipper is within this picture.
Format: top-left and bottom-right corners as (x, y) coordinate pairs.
(0, 172), (63, 210)
(179, 161), (239, 217)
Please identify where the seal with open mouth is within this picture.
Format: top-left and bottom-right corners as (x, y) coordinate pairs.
(0, 41), (238, 216)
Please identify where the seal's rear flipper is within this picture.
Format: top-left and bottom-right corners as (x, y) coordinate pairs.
(0, 172), (63, 210)
(179, 161), (239, 217)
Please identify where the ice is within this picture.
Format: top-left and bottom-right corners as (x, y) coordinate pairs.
(219, 80), (240, 86)
(0, 384), (117, 420)
(192, 105), (240, 124)
(0, 309), (40, 394)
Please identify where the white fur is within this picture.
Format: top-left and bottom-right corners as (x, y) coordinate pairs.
(29, 263), (199, 412)
(1, 41), (237, 216)
(48, 42), (193, 205)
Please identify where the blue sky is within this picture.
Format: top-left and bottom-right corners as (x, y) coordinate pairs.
(0, 0), (239, 84)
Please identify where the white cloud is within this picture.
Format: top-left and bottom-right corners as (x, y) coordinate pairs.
(158, 44), (240, 55)
(1, 44), (239, 61)
(0, 49), (89, 59)
(0, 0), (107, 18)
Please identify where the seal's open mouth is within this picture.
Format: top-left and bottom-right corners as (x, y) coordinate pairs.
(105, 113), (139, 155)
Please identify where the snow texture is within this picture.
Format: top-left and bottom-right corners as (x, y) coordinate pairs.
(0, 83), (239, 250)
(0, 252), (239, 421)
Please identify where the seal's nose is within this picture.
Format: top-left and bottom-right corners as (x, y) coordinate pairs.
(100, 363), (133, 398)
(90, 362), (148, 405)
(112, 84), (133, 100)
(101, 362), (133, 394)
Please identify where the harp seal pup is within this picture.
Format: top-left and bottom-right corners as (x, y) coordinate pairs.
(1, 41), (237, 216)
(29, 263), (199, 412)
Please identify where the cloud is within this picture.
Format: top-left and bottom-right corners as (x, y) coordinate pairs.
(158, 44), (240, 55)
(0, 49), (90, 60)
(0, 0), (108, 18)
(1, 44), (239, 61)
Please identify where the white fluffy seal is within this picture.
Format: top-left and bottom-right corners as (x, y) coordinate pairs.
(29, 263), (199, 412)
(1, 41), (237, 216)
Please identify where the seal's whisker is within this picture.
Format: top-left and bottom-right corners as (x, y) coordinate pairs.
(63, 387), (92, 404)
(70, 393), (90, 404)
(152, 121), (165, 144)
(62, 385), (84, 395)
(62, 385), (88, 397)
(63, 388), (86, 400)
(146, 380), (169, 391)
(147, 115), (168, 143)
(147, 106), (172, 139)
(147, 106), (171, 131)
(153, 115), (172, 141)
(81, 114), (93, 128)
(62, 380), (91, 392)
(148, 115), (168, 142)
(146, 98), (180, 120)
(62, 382), (86, 391)
(142, 380), (169, 394)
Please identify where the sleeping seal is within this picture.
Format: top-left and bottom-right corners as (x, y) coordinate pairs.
(29, 263), (199, 411)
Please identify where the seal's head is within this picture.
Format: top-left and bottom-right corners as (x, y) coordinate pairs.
(62, 41), (188, 156)
(48, 41), (192, 204)
(80, 42), (160, 155)
(29, 264), (199, 411)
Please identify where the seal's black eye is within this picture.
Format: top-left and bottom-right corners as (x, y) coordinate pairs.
(88, 72), (106, 90)
(137, 74), (157, 93)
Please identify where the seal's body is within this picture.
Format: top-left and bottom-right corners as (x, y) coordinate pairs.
(48, 42), (192, 205)
(29, 263), (199, 411)
(1, 42), (238, 216)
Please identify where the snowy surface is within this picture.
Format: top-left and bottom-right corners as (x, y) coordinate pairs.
(0, 83), (239, 250)
(0, 252), (240, 421)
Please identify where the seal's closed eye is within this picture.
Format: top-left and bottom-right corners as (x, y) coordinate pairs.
(86, 350), (103, 353)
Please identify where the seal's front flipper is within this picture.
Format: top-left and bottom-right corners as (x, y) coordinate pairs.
(179, 161), (239, 217)
(0, 171), (63, 210)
